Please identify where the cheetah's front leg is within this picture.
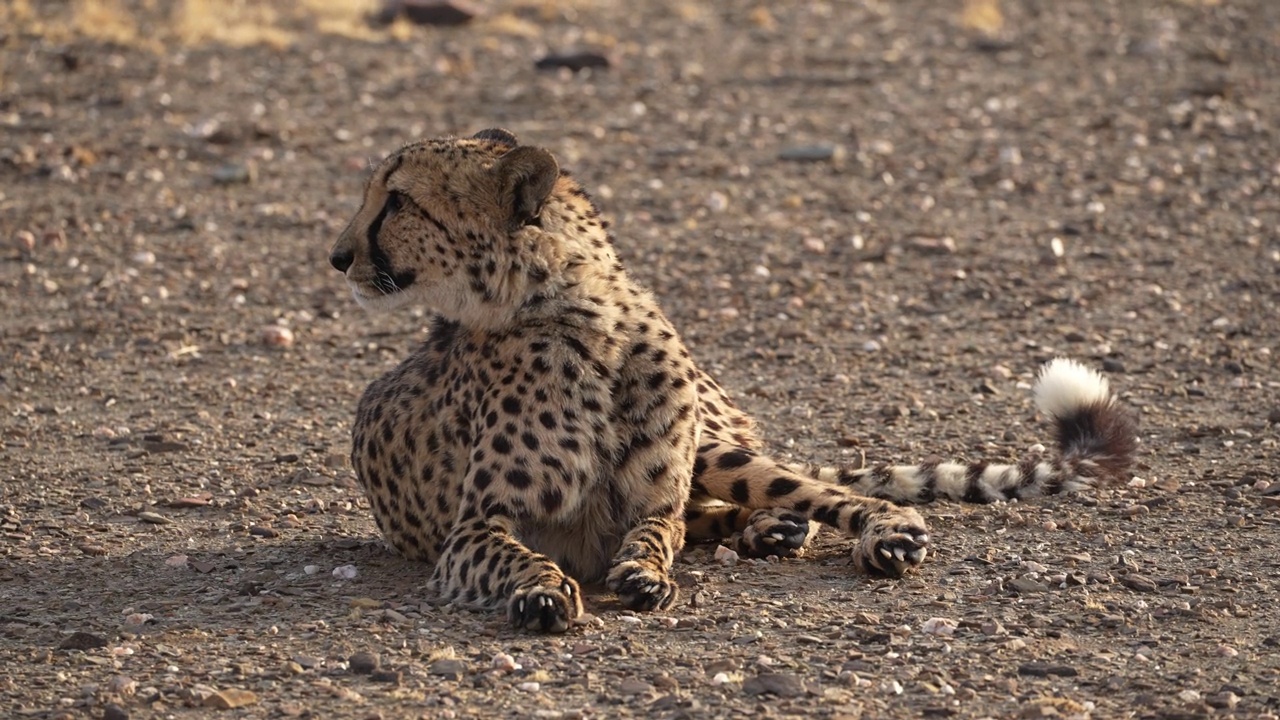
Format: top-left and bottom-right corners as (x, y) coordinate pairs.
(606, 514), (684, 611)
(431, 516), (583, 633)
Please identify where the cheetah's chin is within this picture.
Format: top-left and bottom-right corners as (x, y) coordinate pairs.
(349, 284), (413, 311)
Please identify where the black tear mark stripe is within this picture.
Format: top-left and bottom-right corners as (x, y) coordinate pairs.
(368, 179), (417, 290)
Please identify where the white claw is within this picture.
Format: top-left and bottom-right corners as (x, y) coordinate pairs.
(918, 534), (930, 544)
(769, 532), (786, 540)
(762, 535), (778, 544)
(880, 547), (894, 559)
(894, 547), (906, 562)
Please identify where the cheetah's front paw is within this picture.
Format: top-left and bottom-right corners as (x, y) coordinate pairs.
(607, 561), (679, 611)
(736, 508), (813, 558)
(509, 577), (583, 633)
(853, 507), (930, 577)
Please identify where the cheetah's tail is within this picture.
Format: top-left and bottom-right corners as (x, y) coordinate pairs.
(798, 358), (1138, 504)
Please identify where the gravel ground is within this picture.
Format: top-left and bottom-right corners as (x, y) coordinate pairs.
(2, 1), (1279, 718)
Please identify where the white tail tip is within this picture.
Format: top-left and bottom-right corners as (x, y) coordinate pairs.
(1034, 358), (1112, 419)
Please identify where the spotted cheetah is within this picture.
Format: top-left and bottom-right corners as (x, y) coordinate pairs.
(329, 129), (1137, 632)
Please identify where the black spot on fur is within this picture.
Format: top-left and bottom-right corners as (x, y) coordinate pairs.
(717, 450), (753, 470)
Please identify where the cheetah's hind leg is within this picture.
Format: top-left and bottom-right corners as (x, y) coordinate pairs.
(684, 504), (815, 558)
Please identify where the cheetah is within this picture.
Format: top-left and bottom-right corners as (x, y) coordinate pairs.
(329, 129), (1137, 632)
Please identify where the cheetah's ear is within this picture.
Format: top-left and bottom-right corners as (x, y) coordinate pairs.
(492, 146), (559, 231)
(472, 128), (519, 147)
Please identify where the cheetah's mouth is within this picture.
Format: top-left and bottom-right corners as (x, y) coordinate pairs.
(369, 248), (417, 295)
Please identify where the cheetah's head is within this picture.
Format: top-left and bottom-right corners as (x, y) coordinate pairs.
(329, 129), (591, 322)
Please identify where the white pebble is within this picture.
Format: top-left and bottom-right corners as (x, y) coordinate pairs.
(332, 564), (358, 580)
(303, 565), (320, 575)
(517, 682), (541, 692)
(714, 545), (739, 565)
(619, 615), (643, 625)
(132, 250), (157, 266)
(1178, 690), (1202, 703)
(14, 230), (36, 253)
(1128, 477), (1147, 488)
(880, 679), (904, 695)
(491, 653), (521, 672)
(861, 340), (882, 353)
(124, 613), (152, 626)
(802, 236), (826, 253)
(261, 325), (295, 348)
(1050, 236), (1065, 257)
(921, 617), (957, 637)
(706, 191), (729, 212)
(711, 673), (733, 685)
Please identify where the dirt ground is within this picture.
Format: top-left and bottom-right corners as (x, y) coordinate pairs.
(2, 0), (1279, 718)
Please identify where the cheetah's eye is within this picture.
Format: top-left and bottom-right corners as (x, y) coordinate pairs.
(385, 190), (407, 214)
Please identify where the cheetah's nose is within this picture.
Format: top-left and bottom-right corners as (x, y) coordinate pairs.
(330, 248), (354, 273)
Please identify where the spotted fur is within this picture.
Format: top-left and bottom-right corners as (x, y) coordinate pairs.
(330, 131), (1137, 632)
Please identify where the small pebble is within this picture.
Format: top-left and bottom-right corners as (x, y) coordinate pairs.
(517, 682), (541, 692)
(778, 144), (846, 164)
(491, 653), (521, 672)
(1009, 577), (1049, 594)
(137, 511), (171, 525)
(333, 565), (358, 580)
(535, 51), (610, 72)
(714, 545), (739, 565)
(14, 229), (36, 253)
(618, 678), (653, 695)
(742, 672), (806, 698)
(348, 652), (380, 674)
(261, 325), (295, 348)
(105, 676), (137, 696)
(921, 618), (957, 637)
(1120, 574), (1158, 593)
(429, 658), (466, 680)
(203, 688), (258, 709)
